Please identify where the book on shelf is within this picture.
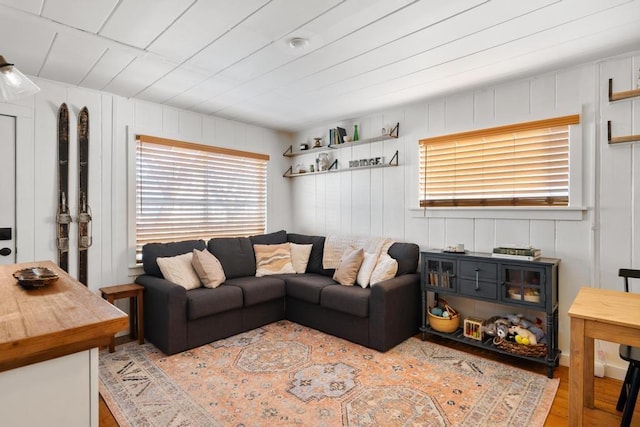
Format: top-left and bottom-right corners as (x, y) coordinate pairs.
(491, 252), (540, 261)
(492, 246), (541, 257)
(336, 127), (347, 144)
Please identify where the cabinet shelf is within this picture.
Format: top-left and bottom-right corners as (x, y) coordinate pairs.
(283, 122), (399, 158)
(608, 78), (640, 102)
(283, 150), (398, 178)
(420, 325), (561, 366)
(421, 250), (560, 378)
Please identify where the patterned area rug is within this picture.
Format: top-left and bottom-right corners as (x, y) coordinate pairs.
(99, 321), (558, 426)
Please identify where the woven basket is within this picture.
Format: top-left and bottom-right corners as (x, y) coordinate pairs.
(428, 311), (460, 333)
(493, 337), (547, 358)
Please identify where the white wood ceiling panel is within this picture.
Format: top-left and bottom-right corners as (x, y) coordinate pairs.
(79, 49), (137, 90)
(41, 0), (119, 33)
(166, 76), (238, 110)
(137, 66), (210, 104)
(99, 0), (194, 49)
(3, 0), (640, 130)
(290, 0), (640, 125)
(148, 0), (270, 63)
(217, 0), (413, 82)
(0, 8), (54, 74)
(268, 0), (631, 115)
(0, 0), (42, 14)
(39, 33), (107, 85)
(278, 0), (557, 99)
(187, 0), (341, 75)
(103, 56), (177, 98)
(249, 0), (488, 91)
(209, 0), (491, 113)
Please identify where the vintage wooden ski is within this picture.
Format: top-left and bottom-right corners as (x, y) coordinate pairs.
(56, 103), (71, 272)
(77, 106), (92, 286)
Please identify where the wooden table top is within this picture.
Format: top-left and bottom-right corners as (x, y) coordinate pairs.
(568, 287), (640, 329)
(0, 261), (128, 372)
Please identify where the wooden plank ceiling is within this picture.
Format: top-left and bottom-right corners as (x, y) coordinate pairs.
(1, 0), (639, 131)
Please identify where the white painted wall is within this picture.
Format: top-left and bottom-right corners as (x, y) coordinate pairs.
(292, 49), (640, 377)
(2, 79), (293, 292)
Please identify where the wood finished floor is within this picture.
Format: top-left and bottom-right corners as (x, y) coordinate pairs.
(99, 335), (640, 426)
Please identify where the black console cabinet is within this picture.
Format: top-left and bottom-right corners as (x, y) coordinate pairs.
(420, 250), (560, 378)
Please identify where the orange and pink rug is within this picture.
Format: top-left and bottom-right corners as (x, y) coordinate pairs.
(99, 320), (558, 426)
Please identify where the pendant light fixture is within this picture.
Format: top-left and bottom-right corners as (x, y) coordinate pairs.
(0, 55), (40, 102)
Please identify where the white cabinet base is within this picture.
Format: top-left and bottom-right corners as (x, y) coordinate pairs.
(0, 348), (98, 427)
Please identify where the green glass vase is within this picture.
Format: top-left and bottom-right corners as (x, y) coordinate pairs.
(353, 124), (359, 141)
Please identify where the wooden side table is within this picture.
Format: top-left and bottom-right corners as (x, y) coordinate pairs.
(99, 284), (144, 352)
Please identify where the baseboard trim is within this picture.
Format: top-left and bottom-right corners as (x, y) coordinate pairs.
(558, 354), (627, 380)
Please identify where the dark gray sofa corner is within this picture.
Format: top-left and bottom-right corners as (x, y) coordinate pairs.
(137, 233), (420, 355)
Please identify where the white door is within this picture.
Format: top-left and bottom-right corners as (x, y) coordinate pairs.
(0, 114), (16, 264)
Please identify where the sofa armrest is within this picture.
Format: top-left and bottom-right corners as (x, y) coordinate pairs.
(135, 274), (188, 355)
(369, 273), (420, 351)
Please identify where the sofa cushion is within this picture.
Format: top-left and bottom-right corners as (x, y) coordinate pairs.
(333, 248), (364, 286)
(249, 230), (287, 245)
(208, 237), (256, 279)
(388, 242), (419, 275)
(142, 239), (206, 278)
(290, 243), (313, 274)
(321, 284), (370, 318)
(370, 253), (399, 285)
(192, 249), (226, 288)
(287, 233), (334, 276)
(157, 252), (201, 290)
(225, 276), (286, 307)
(186, 285), (243, 320)
(254, 243), (296, 276)
(284, 274), (337, 304)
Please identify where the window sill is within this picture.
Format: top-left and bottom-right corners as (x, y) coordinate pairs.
(128, 264), (144, 277)
(409, 206), (587, 221)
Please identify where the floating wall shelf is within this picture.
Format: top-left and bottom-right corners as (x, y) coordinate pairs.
(607, 79), (640, 144)
(283, 122), (399, 158)
(607, 121), (640, 145)
(608, 78), (640, 102)
(283, 150), (399, 178)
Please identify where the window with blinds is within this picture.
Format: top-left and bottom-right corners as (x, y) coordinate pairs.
(135, 135), (269, 262)
(418, 115), (579, 207)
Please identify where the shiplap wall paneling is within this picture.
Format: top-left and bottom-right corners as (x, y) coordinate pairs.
(8, 101), (36, 263)
(599, 56), (634, 291)
(111, 97), (133, 285)
(99, 95), (113, 286)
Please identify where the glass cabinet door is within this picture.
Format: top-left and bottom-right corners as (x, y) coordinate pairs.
(426, 259), (456, 291)
(502, 266), (544, 306)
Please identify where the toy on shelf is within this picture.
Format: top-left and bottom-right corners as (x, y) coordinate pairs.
(482, 313), (548, 358)
(463, 317), (484, 341)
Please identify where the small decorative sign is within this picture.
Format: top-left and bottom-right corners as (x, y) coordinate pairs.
(348, 157), (385, 168)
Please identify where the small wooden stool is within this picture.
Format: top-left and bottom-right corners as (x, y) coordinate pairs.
(99, 284), (144, 352)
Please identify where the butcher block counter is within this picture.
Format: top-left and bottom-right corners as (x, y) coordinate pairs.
(0, 260), (128, 371)
(0, 260), (128, 427)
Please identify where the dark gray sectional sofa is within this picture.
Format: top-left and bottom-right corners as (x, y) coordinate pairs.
(136, 230), (420, 355)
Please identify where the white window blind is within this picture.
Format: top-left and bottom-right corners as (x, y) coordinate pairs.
(135, 135), (269, 261)
(419, 115), (579, 207)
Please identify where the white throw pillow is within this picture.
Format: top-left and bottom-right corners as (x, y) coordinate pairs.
(333, 248), (364, 286)
(192, 249), (226, 288)
(356, 251), (378, 288)
(370, 253), (398, 285)
(254, 243), (297, 277)
(157, 252), (201, 290)
(290, 243), (313, 274)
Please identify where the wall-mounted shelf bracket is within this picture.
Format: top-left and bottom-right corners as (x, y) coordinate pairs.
(609, 78), (640, 102)
(607, 121), (640, 145)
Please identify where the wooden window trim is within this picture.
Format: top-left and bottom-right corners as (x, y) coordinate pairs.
(137, 134), (270, 161)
